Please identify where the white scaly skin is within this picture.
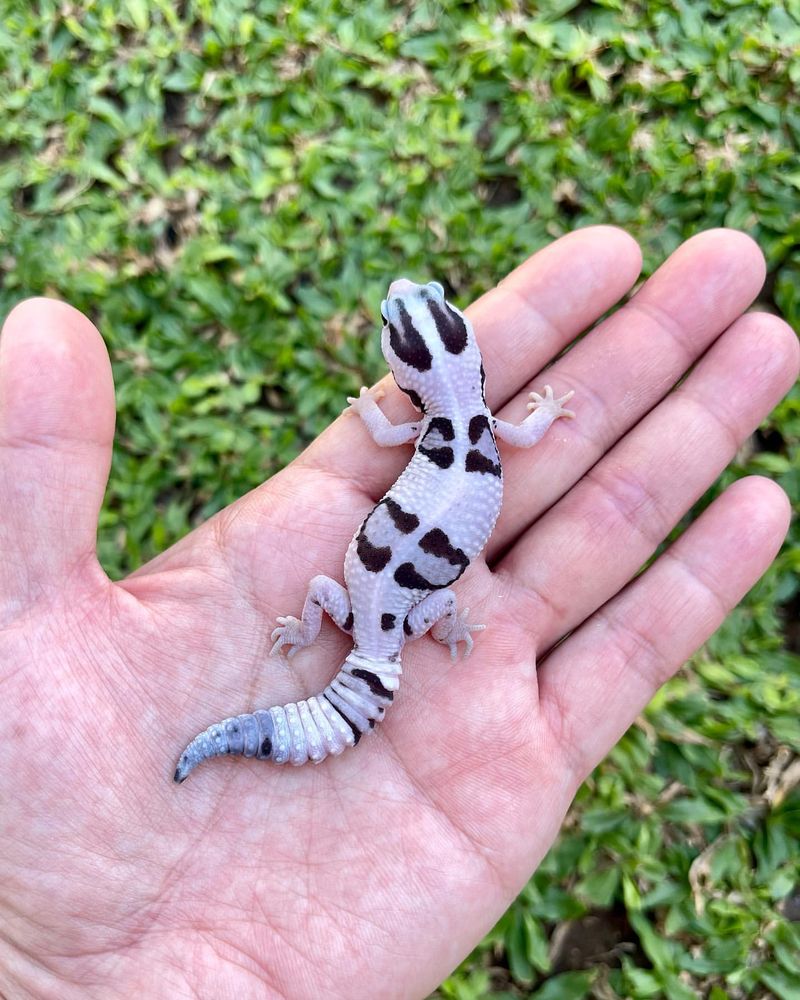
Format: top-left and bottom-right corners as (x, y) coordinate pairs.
(174, 278), (573, 782)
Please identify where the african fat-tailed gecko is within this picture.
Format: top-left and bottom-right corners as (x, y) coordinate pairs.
(174, 278), (573, 782)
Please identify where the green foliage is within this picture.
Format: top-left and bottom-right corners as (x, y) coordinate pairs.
(1, 0), (798, 995)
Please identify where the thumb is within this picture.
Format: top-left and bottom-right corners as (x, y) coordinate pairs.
(0, 297), (115, 597)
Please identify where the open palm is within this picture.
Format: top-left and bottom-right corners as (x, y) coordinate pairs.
(1, 228), (797, 999)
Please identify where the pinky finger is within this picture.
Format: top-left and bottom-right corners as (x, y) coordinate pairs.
(538, 476), (791, 785)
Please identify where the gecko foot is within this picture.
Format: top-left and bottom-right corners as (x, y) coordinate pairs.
(526, 385), (575, 421)
(270, 616), (310, 659)
(344, 385), (385, 416)
(431, 607), (486, 661)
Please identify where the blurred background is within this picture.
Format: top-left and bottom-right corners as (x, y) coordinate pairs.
(1, 1), (798, 996)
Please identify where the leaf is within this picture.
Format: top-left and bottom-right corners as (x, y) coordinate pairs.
(530, 970), (595, 1000)
(125, 0), (149, 32)
(660, 797), (727, 825)
(574, 866), (620, 908)
(759, 967), (800, 1000)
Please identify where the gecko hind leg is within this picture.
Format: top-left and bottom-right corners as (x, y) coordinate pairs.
(404, 589), (486, 661)
(271, 575), (353, 658)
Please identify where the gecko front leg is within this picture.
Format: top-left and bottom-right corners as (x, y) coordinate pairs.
(271, 575), (353, 658)
(404, 589), (486, 661)
(493, 384), (575, 448)
(346, 386), (421, 446)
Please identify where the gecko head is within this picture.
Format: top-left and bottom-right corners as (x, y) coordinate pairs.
(379, 279), (484, 410)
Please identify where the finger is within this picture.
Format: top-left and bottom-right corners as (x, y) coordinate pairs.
(0, 298), (115, 590)
(488, 228), (768, 557)
(299, 226), (642, 491)
(537, 476), (791, 784)
(497, 310), (799, 648)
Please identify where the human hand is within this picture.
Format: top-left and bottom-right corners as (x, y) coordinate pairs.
(1, 228), (796, 998)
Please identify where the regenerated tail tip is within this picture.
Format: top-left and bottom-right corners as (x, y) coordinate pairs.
(173, 754), (193, 784)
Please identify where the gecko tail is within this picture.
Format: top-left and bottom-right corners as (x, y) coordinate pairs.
(173, 652), (401, 783)
(173, 709), (274, 783)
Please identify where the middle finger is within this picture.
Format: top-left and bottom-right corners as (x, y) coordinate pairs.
(496, 307), (798, 651)
(487, 228), (766, 559)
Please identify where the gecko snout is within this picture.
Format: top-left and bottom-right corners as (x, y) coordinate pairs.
(387, 277), (419, 298)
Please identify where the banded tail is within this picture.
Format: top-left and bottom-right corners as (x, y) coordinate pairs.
(174, 652), (401, 783)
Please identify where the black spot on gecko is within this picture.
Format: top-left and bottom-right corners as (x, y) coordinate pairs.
(468, 414), (491, 444)
(465, 449), (501, 477)
(260, 736), (272, 757)
(419, 418), (455, 469)
(343, 611), (354, 631)
(403, 616), (413, 636)
(419, 528), (469, 574)
(381, 613), (396, 631)
(395, 562), (438, 590)
(356, 526), (392, 572)
(465, 413), (501, 476)
(389, 302), (432, 372)
(420, 446), (454, 469)
(427, 299), (468, 354)
(395, 380), (426, 413)
(383, 497), (420, 533)
(323, 694), (362, 745)
(427, 416), (454, 441)
(351, 668), (394, 701)
(479, 361), (486, 400)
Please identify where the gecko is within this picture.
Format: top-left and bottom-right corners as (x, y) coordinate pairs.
(174, 278), (574, 783)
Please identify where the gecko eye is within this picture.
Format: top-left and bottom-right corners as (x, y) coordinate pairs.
(380, 299), (388, 323)
(427, 281), (445, 297)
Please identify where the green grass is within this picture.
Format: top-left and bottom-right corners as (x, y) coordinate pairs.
(2, 1), (799, 996)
